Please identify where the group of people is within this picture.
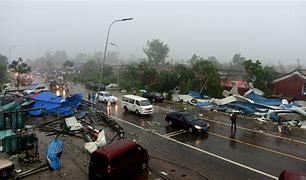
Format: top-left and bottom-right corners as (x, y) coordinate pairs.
(87, 92), (112, 116)
(88, 92), (96, 102)
(230, 112), (287, 136)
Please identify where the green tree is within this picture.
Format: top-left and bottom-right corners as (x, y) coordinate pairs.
(155, 71), (178, 93)
(230, 53), (245, 70)
(189, 54), (200, 65)
(207, 56), (222, 69)
(120, 65), (141, 90)
(74, 53), (90, 63)
(137, 62), (157, 89)
(243, 59), (278, 95)
(0, 54), (8, 84)
(143, 39), (169, 65)
(63, 60), (74, 68)
(45, 50), (69, 65)
(192, 60), (222, 97)
(8, 57), (31, 88)
(78, 60), (99, 82)
(173, 64), (194, 93)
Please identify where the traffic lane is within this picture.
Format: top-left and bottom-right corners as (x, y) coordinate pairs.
(145, 105), (306, 160)
(200, 118), (306, 159)
(189, 108), (306, 143)
(114, 103), (306, 161)
(171, 130), (306, 177)
(114, 116), (274, 180)
(111, 105), (305, 177)
(69, 84), (305, 176)
(112, 104), (169, 133)
(42, 80), (306, 145)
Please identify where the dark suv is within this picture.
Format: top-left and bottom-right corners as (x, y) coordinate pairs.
(142, 92), (164, 103)
(91, 83), (106, 91)
(88, 139), (149, 179)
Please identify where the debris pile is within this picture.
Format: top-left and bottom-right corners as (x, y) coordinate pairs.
(178, 88), (306, 129)
(0, 90), (125, 179)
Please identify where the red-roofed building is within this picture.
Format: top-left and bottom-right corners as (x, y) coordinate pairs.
(272, 70), (306, 100)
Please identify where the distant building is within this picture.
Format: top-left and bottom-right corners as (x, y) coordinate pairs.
(272, 69), (306, 100)
(220, 79), (249, 95)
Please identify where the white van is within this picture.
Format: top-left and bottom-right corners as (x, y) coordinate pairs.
(121, 95), (154, 115)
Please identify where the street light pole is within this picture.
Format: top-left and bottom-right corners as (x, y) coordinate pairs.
(96, 17), (133, 104)
(9, 45), (19, 62)
(110, 42), (120, 85)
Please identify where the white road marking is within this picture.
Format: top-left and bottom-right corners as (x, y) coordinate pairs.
(204, 118), (306, 146)
(111, 115), (278, 179)
(208, 131), (306, 162)
(154, 106), (306, 146)
(164, 129), (187, 137)
(164, 129), (185, 136)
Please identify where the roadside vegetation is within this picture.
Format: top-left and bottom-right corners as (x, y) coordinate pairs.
(25, 39), (284, 98)
(0, 54), (9, 85)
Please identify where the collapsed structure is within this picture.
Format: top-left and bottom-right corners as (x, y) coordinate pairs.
(0, 90), (124, 179)
(176, 84), (306, 129)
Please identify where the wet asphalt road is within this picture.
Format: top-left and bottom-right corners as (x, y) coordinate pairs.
(65, 81), (306, 180)
(31, 76), (306, 180)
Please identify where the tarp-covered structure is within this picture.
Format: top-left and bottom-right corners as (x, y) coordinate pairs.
(188, 88), (306, 124)
(28, 91), (82, 117)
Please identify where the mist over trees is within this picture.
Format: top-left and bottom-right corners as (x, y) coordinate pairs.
(230, 53), (245, 70)
(143, 39), (170, 65)
(26, 50), (119, 72)
(0, 54), (8, 84)
(21, 38), (302, 98)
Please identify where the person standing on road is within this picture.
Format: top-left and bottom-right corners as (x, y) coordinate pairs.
(278, 117), (284, 133)
(230, 112), (237, 130)
(92, 92), (95, 102)
(88, 93), (91, 101)
(106, 99), (112, 116)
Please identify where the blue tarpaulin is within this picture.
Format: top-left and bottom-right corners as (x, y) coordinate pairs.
(28, 91), (83, 116)
(196, 101), (214, 108)
(246, 92), (283, 106)
(188, 91), (210, 99)
(225, 102), (257, 114)
(188, 91), (204, 99)
(233, 101), (272, 110)
(46, 138), (64, 170)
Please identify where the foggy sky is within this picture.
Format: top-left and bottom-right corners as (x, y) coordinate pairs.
(1, 0), (306, 65)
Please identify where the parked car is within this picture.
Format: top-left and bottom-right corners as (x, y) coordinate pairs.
(165, 110), (209, 133)
(106, 83), (119, 90)
(88, 139), (149, 179)
(85, 82), (94, 89)
(23, 84), (49, 95)
(121, 95), (154, 115)
(91, 83), (106, 91)
(142, 92), (164, 103)
(96, 91), (117, 103)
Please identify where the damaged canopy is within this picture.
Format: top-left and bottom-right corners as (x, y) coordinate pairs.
(28, 91), (83, 117)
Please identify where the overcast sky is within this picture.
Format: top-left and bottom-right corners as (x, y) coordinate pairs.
(1, 0), (305, 65)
